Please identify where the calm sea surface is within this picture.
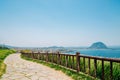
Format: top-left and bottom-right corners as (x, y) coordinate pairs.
(67, 49), (120, 59)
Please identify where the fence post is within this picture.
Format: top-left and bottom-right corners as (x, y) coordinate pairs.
(110, 61), (113, 80)
(69, 56), (72, 68)
(57, 52), (60, 64)
(88, 57), (90, 74)
(94, 59), (97, 78)
(32, 51), (34, 59)
(76, 52), (80, 73)
(52, 52), (53, 63)
(83, 57), (85, 72)
(30, 52), (32, 58)
(46, 51), (48, 62)
(72, 56), (75, 69)
(61, 54), (63, 65)
(102, 60), (104, 80)
(66, 55), (68, 67)
(38, 51), (40, 59)
(63, 55), (65, 66)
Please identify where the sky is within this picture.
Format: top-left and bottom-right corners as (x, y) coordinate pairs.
(0, 0), (120, 47)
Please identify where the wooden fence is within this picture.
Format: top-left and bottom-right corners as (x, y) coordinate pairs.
(21, 52), (120, 80)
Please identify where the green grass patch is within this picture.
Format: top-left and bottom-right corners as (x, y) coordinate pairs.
(0, 49), (16, 78)
(21, 54), (97, 80)
(0, 62), (6, 77)
(80, 58), (120, 80)
(51, 55), (120, 80)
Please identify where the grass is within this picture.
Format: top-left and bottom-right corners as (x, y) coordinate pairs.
(0, 49), (16, 77)
(79, 58), (120, 80)
(48, 54), (120, 80)
(21, 54), (97, 80)
(58, 55), (120, 80)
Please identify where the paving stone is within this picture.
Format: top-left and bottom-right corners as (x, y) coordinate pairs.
(0, 53), (72, 80)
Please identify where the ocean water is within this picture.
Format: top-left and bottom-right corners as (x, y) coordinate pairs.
(68, 49), (120, 59)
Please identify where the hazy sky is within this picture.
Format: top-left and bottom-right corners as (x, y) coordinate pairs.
(0, 0), (120, 47)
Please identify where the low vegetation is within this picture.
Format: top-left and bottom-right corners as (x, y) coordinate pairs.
(0, 49), (16, 77)
(20, 49), (32, 53)
(53, 55), (120, 80)
(47, 54), (120, 80)
(79, 58), (120, 80)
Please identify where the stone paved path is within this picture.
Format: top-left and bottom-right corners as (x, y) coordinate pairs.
(0, 53), (72, 80)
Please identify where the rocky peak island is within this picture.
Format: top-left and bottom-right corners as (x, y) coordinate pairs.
(89, 42), (108, 49)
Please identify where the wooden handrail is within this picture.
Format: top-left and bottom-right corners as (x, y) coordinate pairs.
(21, 51), (120, 80)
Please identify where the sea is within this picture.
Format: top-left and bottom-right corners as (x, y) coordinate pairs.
(66, 48), (120, 59)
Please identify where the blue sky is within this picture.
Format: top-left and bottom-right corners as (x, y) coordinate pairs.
(0, 0), (120, 47)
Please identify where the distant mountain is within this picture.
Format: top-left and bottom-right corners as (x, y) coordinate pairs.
(89, 42), (108, 49)
(0, 44), (14, 49)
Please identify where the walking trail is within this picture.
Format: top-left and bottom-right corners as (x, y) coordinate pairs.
(0, 53), (72, 80)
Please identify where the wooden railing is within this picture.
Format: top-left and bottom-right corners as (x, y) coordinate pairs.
(21, 52), (120, 80)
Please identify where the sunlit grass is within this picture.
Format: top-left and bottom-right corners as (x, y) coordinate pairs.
(67, 57), (120, 80)
(0, 49), (16, 77)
